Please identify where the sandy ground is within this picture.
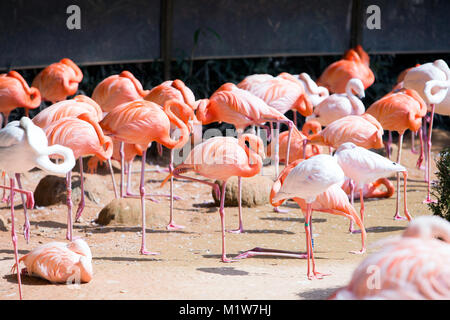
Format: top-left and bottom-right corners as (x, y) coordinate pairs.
(0, 129), (448, 300)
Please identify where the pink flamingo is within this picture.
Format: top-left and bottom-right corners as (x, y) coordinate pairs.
(44, 113), (113, 241)
(100, 99), (193, 254)
(12, 238), (93, 284)
(0, 117), (75, 299)
(403, 60), (450, 203)
(32, 58), (83, 103)
(161, 134), (265, 262)
(0, 71), (41, 126)
(334, 142), (411, 232)
(307, 113), (384, 150)
(341, 178), (395, 201)
(91, 70), (149, 115)
(306, 78), (365, 126)
(330, 216), (450, 300)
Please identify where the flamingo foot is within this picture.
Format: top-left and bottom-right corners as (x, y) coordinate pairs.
(350, 249), (366, 255)
(350, 229), (362, 234)
(221, 257), (238, 263)
(226, 227), (244, 234)
(423, 198), (437, 204)
(393, 212), (408, 220)
(308, 271), (330, 280)
(75, 203), (84, 222)
(274, 206), (289, 213)
(166, 222), (185, 230)
(140, 249), (160, 255)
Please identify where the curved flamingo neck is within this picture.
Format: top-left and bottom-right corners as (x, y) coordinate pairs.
(172, 79), (195, 109)
(239, 137), (262, 177)
(196, 99), (216, 124)
(120, 71), (149, 97)
(161, 100), (192, 149)
(346, 82), (364, 114)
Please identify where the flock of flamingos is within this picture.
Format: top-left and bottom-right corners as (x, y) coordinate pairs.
(0, 46), (449, 300)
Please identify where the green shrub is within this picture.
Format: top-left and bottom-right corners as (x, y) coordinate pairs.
(429, 148), (450, 221)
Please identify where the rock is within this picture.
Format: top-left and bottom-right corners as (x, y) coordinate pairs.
(212, 176), (274, 207)
(0, 215), (9, 231)
(34, 174), (102, 207)
(96, 198), (167, 227)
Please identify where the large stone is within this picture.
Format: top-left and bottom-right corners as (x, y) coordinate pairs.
(212, 175), (274, 207)
(96, 198), (167, 227)
(0, 215), (9, 232)
(34, 174), (102, 207)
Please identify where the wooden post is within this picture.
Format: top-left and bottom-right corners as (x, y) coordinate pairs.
(161, 0), (173, 80)
(350, 0), (364, 48)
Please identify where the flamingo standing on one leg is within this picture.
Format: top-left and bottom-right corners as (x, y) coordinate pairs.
(160, 134), (265, 262)
(91, 70), (150, 115)
(32, 58), (83, 104)
(330, 216), (450, 300)
(403, 60), (450, 203)
(100, 99), (193, 254)
(305, 78), (365, 126)
(317, 45), (375, 94)
(43, 113), (113, 240)
(236, 158), (366, 269)
(334, 142), (411, 231)
(0, 117), (75, 299)
(12, 238), (93, 284)
(366, 88), (429, 208)
(0, 71), (41, 126)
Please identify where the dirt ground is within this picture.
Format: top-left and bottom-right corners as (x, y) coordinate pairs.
(0, 129), (448, 300)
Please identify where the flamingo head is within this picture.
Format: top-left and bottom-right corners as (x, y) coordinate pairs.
(68, 238), (93, 260)
(347, 78), (365, 99)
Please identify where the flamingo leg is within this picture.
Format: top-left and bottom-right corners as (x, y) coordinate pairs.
(417, 127), (425, 169)
(219, 180), (236, 263)
(394, 133), (408, 220)
(139, 149), (159, 255)
(410, 130), (418, 154)
(166, 149), (185, 230)
(66, 171), (73, 241)
(107, 158), (119, 199)
(423, 115), (429, 181)
(15, 174), (30, 243)
(120, 142), (125, 198)
(2, 174), (8, 202)
(75, 157), (85, 222)
(157, 143), (163, 157)
(305, 203), (328, 279)
(348, 179), (355, 233)
(293, 111), (297, 127)
(274, 123), (280, 177)
(9, 178), (23, 300)
(424, 105), (437, 204)
(385, 130), (392, 159)
(227, 176), (244, 233)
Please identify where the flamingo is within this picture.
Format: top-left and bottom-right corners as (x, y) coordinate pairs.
(305, 78), (365, 126)
(403, 60), (450, 203)
(366, 88), (429, 205)
(307, 113), (384, 150)
(254, 155), (348, 279)
(99, 99), (192, 254)
(0, 117), (75, 299)
(341, 178), (395, 201)
(43, 113), (113, 240)
(317, 45), (375, 94)
(91, 70), (149, 115)
(279, 72), (329, 107)
(160, 133), (265, 262)
(0, 71), (41, 126)
(12, 238), (93, 284)
(334, 142), (411, 232)
(32, 58), (83, 104)
(196, 82), (295, 177)
(330, 216), (450, 300)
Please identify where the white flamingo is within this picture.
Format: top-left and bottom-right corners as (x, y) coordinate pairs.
(306, 78), (365, 126)
(0, 117), (75, 299)
(334, 142), (411, 233)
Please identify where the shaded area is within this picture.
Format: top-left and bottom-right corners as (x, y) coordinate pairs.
(297, 286), (342, 300)
(196, 267), (249, 276)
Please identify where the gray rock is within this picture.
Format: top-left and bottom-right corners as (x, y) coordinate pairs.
(0, 215), (9, 232)
(212, 175), (274, 207)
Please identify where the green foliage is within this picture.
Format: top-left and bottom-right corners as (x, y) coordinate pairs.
(429, 148), (450, 221)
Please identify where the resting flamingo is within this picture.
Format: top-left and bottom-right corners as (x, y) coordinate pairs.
(366, 88), (428, 205)
(317, 45), (375, 94)
(44, 113), (113, 241)
(307, 113), (384, 150)
(403, 60), (450, 203)
(12, 238), (93, 284)
(0, 117), (75, 299)
(32, 58), (83, 103)
(330, 216), (450, 300)
(91, 70), (149, 115)
(306, 78), (365, 126)
(100, 99), (193, 254)
(334, 142), (411, 232)
(161, 134), (265, 262)
(0, 71), (41, 126)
